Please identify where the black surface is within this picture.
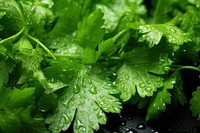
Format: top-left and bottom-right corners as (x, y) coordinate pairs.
(96, 104), (200, 133)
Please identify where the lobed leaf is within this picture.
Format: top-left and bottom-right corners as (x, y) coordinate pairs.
(146, 74), (177, 120)
(46, 65), (121, 133)
(190, 87), (200, 120)
(116, 45), (172, 101)
(137, 24), (191, 48)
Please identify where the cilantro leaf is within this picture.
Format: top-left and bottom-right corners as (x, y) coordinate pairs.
(146, 74), (177, 120)
(13, 37), (43, 71)
(0, 0), (24, 38)
(171, 72), (186, 106)
(0, 60), (15, 89)
(12, 36), (52, 92)
(116, 45), (172, 101)
(46, 65), (121, 133)
(132, 24), (191, 48)
(76, 9), (105, 49)
(0, 61), (10, 89)
(190, 87), (200, 120)
(95, 0), (146, 33)
(0, 87), (48, 133)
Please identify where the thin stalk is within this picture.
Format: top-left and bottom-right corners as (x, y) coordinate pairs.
(171, 65), (200, 72)
(0, 27), (25, 44)
(27, 34), (56, 60)
(54, 54), (82, 60)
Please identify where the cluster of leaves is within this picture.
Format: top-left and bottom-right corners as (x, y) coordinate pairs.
(0, 0), (200, 132)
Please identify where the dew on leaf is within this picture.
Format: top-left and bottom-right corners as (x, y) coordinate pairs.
(171, 80), (176, 84)
(122, 83), (125, 88)
(162, 103), (165, 107)
(75, 120), (84, 130)
(112, 81), (116, 85)
(73, 85), (79, 93)
(89, 86), (97, 94)
(97, 110), (106, 123)
(125, 74), (129, 80)
(169, 28), (175, 33)
(136, 122), (146, 130)
(147, 80), (151, 84)
(182, 49), (187, 52)
(87, 79), (92, 85)
(159, 56), (165, 62)
(139, 83), (146, 88)
(168, 35), (175, 42)
(81, 78), (86, 87)
(146, 87), (152, 92)
(112, 106), (120, 113)
(62, 114), (71, 123)
(163, 66), (170, 71)
(112, 72), (117, 76)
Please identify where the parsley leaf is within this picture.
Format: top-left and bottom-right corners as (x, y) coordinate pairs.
(190, 87), (200, 120)
(0, 0), (24, 38)
(76, 9), (105, 49)
(46, 65), (121, 133)
(146, 73), (176, 120)
(131, 23), (191, 48)
(0, 87), (48, 133)
(116, 45), (172, 101)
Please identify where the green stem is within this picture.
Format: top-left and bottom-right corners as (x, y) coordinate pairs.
(27, 34), (56, 60)
(171, 65), (200, 72)
(0, 27), (25, 44)
(54, 54), (82, 60)
(113, 29), (130, 42)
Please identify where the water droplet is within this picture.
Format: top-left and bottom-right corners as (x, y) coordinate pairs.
(125, 74), (129, 80)
(50, 78), (54, 82)
(120, 120), (127, 126)
(112, 81), (116, 85)
(121, 84), (125, 89)
(113, 106), (120, 112)
(146, 87), (152, 92)
(162, 103), (165, 107)
(171, 80), (176, 84)
(171, 52), (175, 57)
(112, 72), (117, 76)
(125, 128), (138, 133)
(168, 35), (175, 42)
(97, 110), (106, 123)
(170, 28), (175, 33)
(147, 80), (151, 84)
(183, 49), (187, 52)
(136, 123), (146, 130)
(88, 79), (92, 85)
(163, 66), (170, 71)
(139, 83), (146, 88)
(128, 115), (133, 120)
(75, 120), (84, 130)
(159, 56), (165, 62)
(73, 86), (79, 93)
(81, 78), (86, 87)
(89, 86), (97, 94)
(62, 114), (71, 123)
